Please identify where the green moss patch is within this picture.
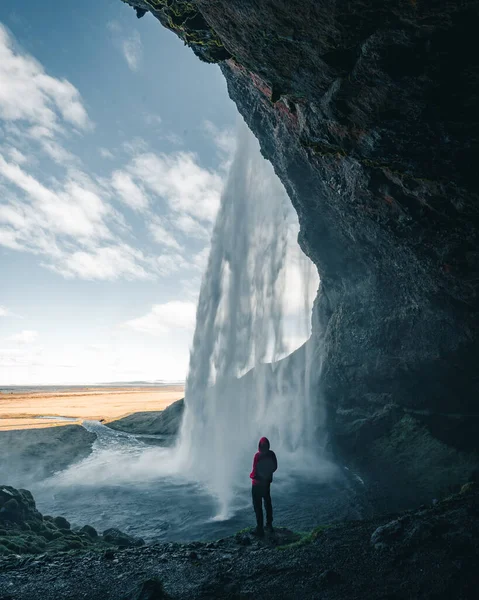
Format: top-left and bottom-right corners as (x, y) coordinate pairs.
(276, 525), (331, 550)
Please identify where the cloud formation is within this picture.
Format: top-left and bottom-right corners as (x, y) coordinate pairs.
(122, 30), (142, 71)
(123, 301), (196, 335)
(111, 170), (149, 211)
(0, 24), (231, 286)
(7, 330), (38, 344)
(129, 151), (222, 222)
(0, 24), (91, 133)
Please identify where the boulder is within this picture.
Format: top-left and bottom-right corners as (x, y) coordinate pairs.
(0, 485), (143, 556)
(122, 578), (170, 600)
(53, 516), (70, 530)
(103, 528), (145, 548)
(80, 524), (98, 538)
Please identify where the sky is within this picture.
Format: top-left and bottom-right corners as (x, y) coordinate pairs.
(0, 1), (317, 386)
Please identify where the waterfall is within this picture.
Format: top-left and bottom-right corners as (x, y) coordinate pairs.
(175, 123), (327, 518)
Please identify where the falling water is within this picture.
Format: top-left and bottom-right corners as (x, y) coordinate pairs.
(31, 124), (350, 541)
(175, 123), (330, 517)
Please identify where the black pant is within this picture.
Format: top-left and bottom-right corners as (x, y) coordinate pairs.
(252, 482), (273, 529)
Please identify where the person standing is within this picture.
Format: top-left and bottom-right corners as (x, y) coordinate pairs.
(250, 437), (278, 537)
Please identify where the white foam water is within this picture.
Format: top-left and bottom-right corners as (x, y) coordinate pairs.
(175, 123), (332, 518)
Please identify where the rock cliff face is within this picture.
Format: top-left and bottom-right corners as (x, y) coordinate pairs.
(107, 398), (184, 437)
(122, 0), (479, 508)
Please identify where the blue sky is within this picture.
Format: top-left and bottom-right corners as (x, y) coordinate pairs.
(0, 1), (318, 386)
(0, 0), (238, 384)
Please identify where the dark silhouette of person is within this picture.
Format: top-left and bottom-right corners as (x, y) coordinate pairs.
(250, 437), (278, 536)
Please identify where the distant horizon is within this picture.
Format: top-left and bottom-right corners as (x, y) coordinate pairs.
(0, 379), (185, 390)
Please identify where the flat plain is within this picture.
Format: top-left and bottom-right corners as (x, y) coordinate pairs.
(0, 386), (184, 430)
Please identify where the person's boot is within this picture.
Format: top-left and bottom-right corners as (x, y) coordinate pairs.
(265, 523), (274, 533)
(251, 526), (264, 538)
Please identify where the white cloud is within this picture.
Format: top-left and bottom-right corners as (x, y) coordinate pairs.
(122, 30), (142, 71)
(122, 137), (148, 155)
(7, 330), (38, 344)
(122, 301), (196, 335)
(0, 156), (113, 244)
(129, 151), (222, 222)
(107, 20), (122, 34)
(6, 147), (27, 164)
(0, 24), (91, 133)
(163, 132), (183, 146)
(47, 244), (152, 281)
(171, 213), (209, 239)
(204, 120), (236, 159)
(156, 252), (189, 276)
(145, 114), (162, 127)
(0, 347), (39, 367)
(148, 217), (181, 250)
(0, 305), (10, 317)
(111, 170), (149, 211)
(99, 147), (114, 159)
(0, 25), (223, 286)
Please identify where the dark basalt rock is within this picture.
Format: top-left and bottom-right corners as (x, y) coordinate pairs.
(125, 0), (479, 509)
(0, 485), (143, 556)
(122, 578), (170, 600)
(103, 528), (145, 548)
(1, 486), (478, 599)
(121, 0), (230, 63)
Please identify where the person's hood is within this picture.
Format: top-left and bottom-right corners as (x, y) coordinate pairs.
(258, 437), (270, 452)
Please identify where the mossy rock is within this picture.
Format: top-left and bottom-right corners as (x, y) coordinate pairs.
(27, 520), (44, 533)
(276, 526), (330, 550)
(53, 516), (70, 530)
(0, 543), (13, 555)
(80, 524), (98, 539)
(65, 540), (84, 550)
(123, 0), (230, 63)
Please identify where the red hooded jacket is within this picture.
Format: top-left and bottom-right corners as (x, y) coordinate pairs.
(250, 437), (278, 486)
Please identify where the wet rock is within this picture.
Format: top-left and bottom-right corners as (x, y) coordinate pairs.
(53, 517), (70, 530)
(318, 569), (341, 585)
(0, 486), (146, 557)
(0, 487), (41, 524)
(371, 519), (404, 549)
(103, 528), (145, 548)
(80, 525), (98, 538)
(122, 578), (170, 600)
(235, 533), (251, 546)
(107, 399), (184, 438)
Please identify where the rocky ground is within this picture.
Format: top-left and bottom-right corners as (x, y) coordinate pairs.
(0, 483), (477, 599)
(107, 399), (184, 438)
(0, 426), (96, 488)
(0, 486), (144, 557)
